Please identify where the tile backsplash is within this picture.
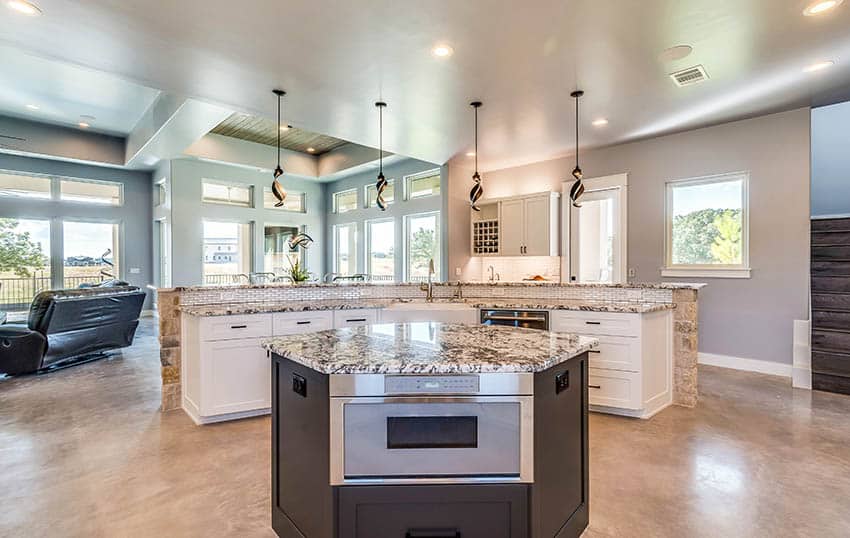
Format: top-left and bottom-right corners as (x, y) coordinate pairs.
(469, 256), (561, 283)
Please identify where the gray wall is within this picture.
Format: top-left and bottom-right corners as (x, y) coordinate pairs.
(324, 158), (445, 281)
(811, 100), (850, 218)
(449, 108), (811, 366)
(0, 152), (153, 305)
(168, 158), (326, 286)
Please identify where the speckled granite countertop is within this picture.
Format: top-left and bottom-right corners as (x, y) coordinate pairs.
(180, 298), (675, 317)
(262, 323), (598, 374)
(160, 281), (706, 293)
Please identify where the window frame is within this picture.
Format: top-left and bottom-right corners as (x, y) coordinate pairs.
(405, 169), (441, 200)
(333, 188), (359, 214)
(201, 179), (254, 208)
(663, 171), (751, 279)
(365, 179), (395, 209)
(201, 219), (255, 284)
(263, 187), (306, 213)
(332, 222), (359, 275)
(404, 210), (441, 282)
(59, 177), (124, 207)
(365, 217), (396, 281)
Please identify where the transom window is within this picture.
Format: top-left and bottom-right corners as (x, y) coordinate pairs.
(406, 169), (441, 199)
(60, 178), (123, 206)
(664, 172), (750, 278)
(263, 188), (306, 213)
(0, 171), (123, 206)
(202, 180), (253, 207)
(366, 180), (395, 208)
(333, 189), (358, 213)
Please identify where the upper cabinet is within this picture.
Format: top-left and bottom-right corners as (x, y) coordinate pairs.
(471, 192), (559, 257)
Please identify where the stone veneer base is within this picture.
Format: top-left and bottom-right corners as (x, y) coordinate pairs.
(156, 283), (701, 412)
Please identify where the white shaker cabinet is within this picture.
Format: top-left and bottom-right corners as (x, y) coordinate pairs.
(475, 192), (560, 257)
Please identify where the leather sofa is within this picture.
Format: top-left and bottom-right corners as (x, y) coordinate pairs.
(0, 286), (146, 375)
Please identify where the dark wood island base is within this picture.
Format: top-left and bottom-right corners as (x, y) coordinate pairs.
(271, 353), (589, 538)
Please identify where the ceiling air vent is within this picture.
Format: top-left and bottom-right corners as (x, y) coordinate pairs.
(669, 65), (709, 87)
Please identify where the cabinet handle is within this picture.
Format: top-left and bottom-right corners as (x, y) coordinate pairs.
(230, 325), (248, 329)
(405, 530), (460, 538)
(346, 318), (367, 322)
(585, 321), (601, 325)
(589, 349), (601, 354)
(589, 384), (602, 389)
(296, 321), (312, 325)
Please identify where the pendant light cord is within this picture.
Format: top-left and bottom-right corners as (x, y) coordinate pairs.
(474, 105), (479, 174)
(379, 103), (383, 176)
(276, 93), (282, 167)
(574, 94), (579, 170)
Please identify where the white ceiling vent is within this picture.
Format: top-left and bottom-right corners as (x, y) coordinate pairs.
(669, 65), (709, 87)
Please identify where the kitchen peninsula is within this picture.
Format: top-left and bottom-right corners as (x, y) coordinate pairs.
(156, 281), (704, 423)
(263, 322), (596, 538)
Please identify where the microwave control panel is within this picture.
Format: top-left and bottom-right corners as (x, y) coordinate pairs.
(384, 375), (480, 395)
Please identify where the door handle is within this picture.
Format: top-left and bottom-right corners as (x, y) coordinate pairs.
(405, 530), (460, 538)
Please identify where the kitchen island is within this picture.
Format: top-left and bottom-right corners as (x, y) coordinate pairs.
(263, 322), (596, 538)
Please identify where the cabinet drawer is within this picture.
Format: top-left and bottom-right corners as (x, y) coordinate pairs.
(333, 308), (378, 328)
(588, 368), (641, 410)
(199, 314), (272, 342)
(551, 311), (640, 337)
(273, 311), (333, 335)
(587, 335), (641, 372)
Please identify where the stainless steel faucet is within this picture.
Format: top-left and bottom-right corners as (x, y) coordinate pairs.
(488, 265), (495, 282)
(420, 258), (435, 302)
(453, 280), (463, 300)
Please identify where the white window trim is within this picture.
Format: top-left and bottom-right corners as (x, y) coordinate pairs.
(663, 171), (751, 279)
(333, 188), (359, 214)
(332, 222), (358, 274)
(404, 168), (441, 200)
(365, 179), (395, 208)
(365, 217), (395, 279)
(263, 187), (306, 213)
(404, 210), (440, 282)
(201, 179), (254, 208)
(0, 169), (124, 206)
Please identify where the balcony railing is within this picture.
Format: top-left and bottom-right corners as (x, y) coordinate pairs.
(0, 275), (113, 311)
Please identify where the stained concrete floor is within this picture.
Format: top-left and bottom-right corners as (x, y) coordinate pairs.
(2, 318), (850, 538)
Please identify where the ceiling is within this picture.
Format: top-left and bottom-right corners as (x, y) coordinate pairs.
(0, 0), (849, 170)
(210, 113), (350, 155)
(0, 44), (160, 136)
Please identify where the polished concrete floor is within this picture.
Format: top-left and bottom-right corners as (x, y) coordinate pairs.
(2, 319), (849, 538)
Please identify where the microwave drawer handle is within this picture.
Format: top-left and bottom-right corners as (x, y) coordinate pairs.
(485, 315), (547, 322)
(230, 324), (248, 329)
(406, 530), (460, 538)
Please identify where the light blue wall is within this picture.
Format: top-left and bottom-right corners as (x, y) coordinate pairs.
(168, 158), (326, 286)
(324, 158), (446, 281)
(812, 101), (850, 218)
(0, 152), (153, 304)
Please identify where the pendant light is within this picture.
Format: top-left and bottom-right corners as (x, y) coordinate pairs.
(374, 101), (388, 211)
(469, 101), (483, 211)
(271, 89), (287, 207)
(569, 90), (585, 208)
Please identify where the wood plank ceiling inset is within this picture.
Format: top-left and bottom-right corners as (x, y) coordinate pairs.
(210, 113), (350, 155)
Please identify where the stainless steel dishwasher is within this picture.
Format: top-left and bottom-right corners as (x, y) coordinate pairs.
(480, 309), (549, 330)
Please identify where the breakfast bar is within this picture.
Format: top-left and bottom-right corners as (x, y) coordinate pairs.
(263, 322), (596, 538)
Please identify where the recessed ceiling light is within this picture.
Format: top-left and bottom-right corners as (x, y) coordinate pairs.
(804, 60), (835, 72)
(7, 0), (42, 15)
(431, 44), (454, 58)
(803, 0), (843, 16)
(306, 147), (315, 153)
(25, 104), (39, 110)
(658, 45), (693, 62)
(592, 118), (609, 127)
(78, 122), (90, 129)
(466, 151), (476, 157)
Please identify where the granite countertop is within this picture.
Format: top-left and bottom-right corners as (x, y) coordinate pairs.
(160, 281), (706, 293)
(179, 298), (675, 317)
(262, 322), (598, 374)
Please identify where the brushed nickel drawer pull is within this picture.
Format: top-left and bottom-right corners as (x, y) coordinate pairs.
(589, 384), (602, 389)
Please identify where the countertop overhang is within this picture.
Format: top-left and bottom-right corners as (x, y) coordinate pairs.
(262, 322), (598, 375)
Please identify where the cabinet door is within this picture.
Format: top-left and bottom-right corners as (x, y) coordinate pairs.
(523, 195), (552, 256)
(200, 338), (270, 416)
(499, 199), (525, 256)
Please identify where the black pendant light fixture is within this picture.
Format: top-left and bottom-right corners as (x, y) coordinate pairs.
(271, 89), (287, 207)
(569, 90), (585, 208)
(374, 101), (388, 211)
(469, 101), (483, 212)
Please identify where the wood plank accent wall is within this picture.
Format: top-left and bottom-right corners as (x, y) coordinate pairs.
(811, 217), (850, 394)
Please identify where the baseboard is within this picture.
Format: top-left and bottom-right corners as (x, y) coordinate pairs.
(698, 352), (792, 378)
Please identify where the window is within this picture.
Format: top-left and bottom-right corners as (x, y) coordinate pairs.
(0, 172), (51, 199)
(263, 188), (306, 212)
(264, 225), (302, 275)
(366, 219), (395, 281)
(405, 212), (441, 282)
(406, 169), (441, 199)
(333, 223), (358, 275)
(0, 218), (50, 311)
(202, 180), (253, 207)
(154, 178), (167, 208)
(63, 221), (121, 286)
(203, 221), (253, 284)
(366, 180), (395, 208)
(664, 172), (750, 278)
(333, 189), (358, 213)
(60, 179), (122, 206)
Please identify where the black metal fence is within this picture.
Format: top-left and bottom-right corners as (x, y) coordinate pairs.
(0, 275), (104, 311)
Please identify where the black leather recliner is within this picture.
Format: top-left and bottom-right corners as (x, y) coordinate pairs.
(0, 286), (146, 375)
